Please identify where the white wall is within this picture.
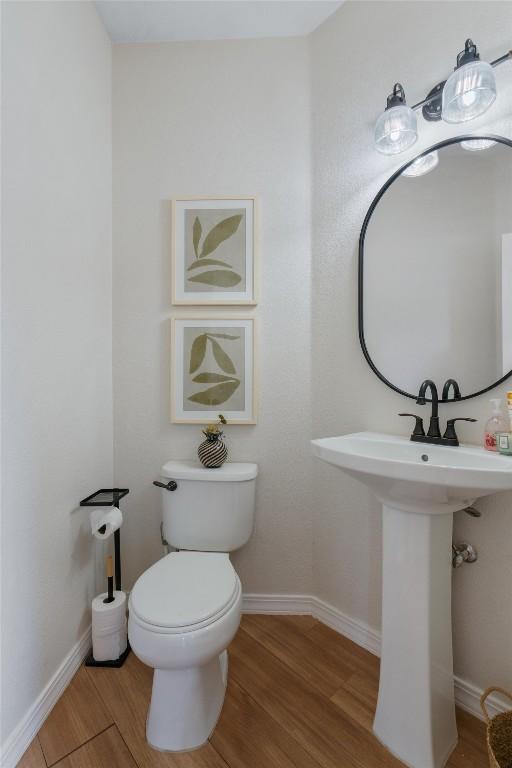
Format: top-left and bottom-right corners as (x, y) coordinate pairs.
(1, 0), (112, 750)
(311, 0), (512, 695)
(112, 39), (312, 594)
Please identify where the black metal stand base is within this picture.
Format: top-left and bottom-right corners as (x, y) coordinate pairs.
(81, 488), (131, 670)
(85, 642), (131, 668)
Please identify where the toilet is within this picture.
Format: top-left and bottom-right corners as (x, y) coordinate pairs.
(128, 459), (258, 752)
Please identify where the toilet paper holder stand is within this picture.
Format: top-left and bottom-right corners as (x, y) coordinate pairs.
(80, 487), (130, 668)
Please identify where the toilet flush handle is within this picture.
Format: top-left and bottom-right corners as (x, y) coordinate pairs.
(153, 480), (178, 491)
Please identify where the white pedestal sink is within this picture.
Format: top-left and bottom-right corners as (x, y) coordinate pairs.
(312, 432), (512, 768)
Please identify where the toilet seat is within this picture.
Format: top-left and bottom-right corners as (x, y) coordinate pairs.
(129, 551), (239, 634)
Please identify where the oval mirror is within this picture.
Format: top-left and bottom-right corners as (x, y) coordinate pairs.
(359, 135), (512, 401)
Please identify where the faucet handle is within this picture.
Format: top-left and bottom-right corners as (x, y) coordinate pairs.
(443, 417), (477, 441)
(399, 413), (425, 437)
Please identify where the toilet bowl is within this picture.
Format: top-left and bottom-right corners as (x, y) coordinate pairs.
(128, 460), (257, 753)
(129, 551), (242, 752)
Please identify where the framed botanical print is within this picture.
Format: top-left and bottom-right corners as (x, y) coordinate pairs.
(171, 316), (256, 424)
(172, 197), (257, 305)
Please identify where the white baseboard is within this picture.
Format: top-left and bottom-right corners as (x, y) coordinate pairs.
(242, 593), (313, 615)
(454, 675), (510, 722)
(242, 593), (508, 722)
(1, 626), (92, 768)
(311, 596), (381, 658)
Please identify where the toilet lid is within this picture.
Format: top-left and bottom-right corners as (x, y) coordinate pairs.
(130, 552), (238, 629)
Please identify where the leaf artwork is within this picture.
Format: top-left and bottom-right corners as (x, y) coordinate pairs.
(209, 338), (236, 374)
(200, 215), (243, 258)
(187, 333), (241, 406)
(186, 212), (244, 290)
(187, 258), (230, 271)
(207, 333), (240, 340)
(192, 372), (235, 383)
(192, 217), (202, 258)
(189, 333), (207, 374)
(188, 270), (242, 287)
(188, 380), (240, 406)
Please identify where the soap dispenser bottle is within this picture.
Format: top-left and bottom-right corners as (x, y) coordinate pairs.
(484, 399), (508, 451)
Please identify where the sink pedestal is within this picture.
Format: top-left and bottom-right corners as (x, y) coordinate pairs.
(374, 504), (457, 768)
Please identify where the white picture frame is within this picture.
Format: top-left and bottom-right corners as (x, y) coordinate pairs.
(171, 316), (257, 424)
(171, 196), (258, 305)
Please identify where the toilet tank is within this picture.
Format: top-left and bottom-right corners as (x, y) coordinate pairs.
(159, 460), (258, 552)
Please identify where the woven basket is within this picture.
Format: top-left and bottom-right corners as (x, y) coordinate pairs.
(480, 687), (512, 768)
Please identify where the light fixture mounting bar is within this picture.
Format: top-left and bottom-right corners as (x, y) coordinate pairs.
(490, 49), (512, 67)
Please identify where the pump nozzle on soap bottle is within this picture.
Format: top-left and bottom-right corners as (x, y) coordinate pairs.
(484, 399), (508, 452)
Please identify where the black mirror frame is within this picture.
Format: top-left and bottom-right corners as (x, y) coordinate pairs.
(358, 134), (512, 403)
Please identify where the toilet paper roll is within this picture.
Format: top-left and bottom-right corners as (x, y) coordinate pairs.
(93, 628), (127, 662)
(92, 590), (127, 662)
(90, 507), (123, 540)
(92, 590), (127, 629)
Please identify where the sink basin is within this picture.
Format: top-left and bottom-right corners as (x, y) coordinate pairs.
(312, 431), (512, 514)
(312, 431), (512, 768)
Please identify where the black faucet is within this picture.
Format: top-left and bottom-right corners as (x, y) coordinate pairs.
(400, 379), (477, 446)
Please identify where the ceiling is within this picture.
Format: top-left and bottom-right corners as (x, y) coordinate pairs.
(95, 1), (344, 43)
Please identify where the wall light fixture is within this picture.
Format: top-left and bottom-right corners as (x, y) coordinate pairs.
(442, 39), (496, 123)
(374, 83), (418, 155)
(374, 40), (511, 154)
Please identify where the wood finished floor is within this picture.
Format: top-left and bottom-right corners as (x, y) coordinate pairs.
(18, 615), (488, 768)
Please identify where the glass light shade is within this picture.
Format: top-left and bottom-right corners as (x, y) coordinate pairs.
(402, 151), (439, 177)
(461, 138), (497, 152)
(442, 60), (496, 123)
(374, 105), (418, 155)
